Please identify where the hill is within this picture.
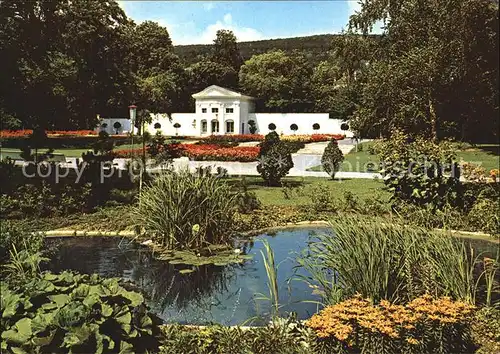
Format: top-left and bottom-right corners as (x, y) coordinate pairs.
(174, 34), (337, 65)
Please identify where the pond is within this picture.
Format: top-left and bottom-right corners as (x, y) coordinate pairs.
(44, 228), (499, 326)
(45, 228), (328, 326)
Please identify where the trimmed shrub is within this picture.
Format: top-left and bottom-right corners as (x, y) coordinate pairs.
(321, 139), (344, 179)
(256, 132), (293, 186)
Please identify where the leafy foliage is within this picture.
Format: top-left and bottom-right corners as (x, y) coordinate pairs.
(379, 130), (460, 210)
(1, 272), (160, 353)
(321, 139), (344, 179)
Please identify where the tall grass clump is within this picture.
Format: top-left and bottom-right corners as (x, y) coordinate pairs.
(133, 169), (238, 250)
(298, 216), (476, 305)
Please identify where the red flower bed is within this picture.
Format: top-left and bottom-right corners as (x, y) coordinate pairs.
(47, 130), (97, 136)
(310, 134), (345, 142)
(182, 144), (259, 162)
(201, 134), (264, 143)
(0, 130), (33, 138)
(113, 144), (260, 162)
(0, 129), (98, 138)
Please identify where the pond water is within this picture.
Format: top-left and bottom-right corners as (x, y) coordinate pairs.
(44, 228), (499, 326)
(45, 228), (328, 326)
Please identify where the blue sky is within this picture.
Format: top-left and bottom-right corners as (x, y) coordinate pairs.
(118, 1), (365, 45)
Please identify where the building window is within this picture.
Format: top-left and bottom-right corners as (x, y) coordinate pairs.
(212, 107), (219, 113)
(202, 108), (207, 113)
(154, 122), (161, 129)
(268, 123), (276, 131)
(313, 123), (320, 130)
(201, 120), (207, 133)
(225, 107), (234, 114)
(226, 120), (234, 133)
(290, 124), (299, 132)
(211, 119), (219, 133)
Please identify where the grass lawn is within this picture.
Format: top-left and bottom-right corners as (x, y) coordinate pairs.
(226, 176), (388, 206)
(456, 144), (500, 171)
(1, 143), (150, 158)
(308, 141), (379, 173)
(309, 141), (499, 173)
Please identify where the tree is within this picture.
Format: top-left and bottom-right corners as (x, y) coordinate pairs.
(173, 122), (181, 136)
(321, 139), (344, 180)
(256, 132), (293, 186)
(187, 60), (238, 94)
(348, 0), (498, 142)
(212, 29), (243, 72)
(248, 120), (257, 134)
(239, 50), (314, 112)
(113, 122), (122, 135)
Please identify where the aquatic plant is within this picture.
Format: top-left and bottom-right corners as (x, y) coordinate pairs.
(256, 239), (280, 317)
(133, 169), (239, 250)
(298, 216), (477, 305)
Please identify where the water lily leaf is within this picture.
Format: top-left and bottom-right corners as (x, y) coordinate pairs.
(10, 347), (28, 354)
(31, 312), (55, 334)
(139, 314), (152, 328)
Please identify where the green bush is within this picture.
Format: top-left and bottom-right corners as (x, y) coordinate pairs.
(132, 169), (239, 250)
(1, 272), (160, 353)
(160, 317), (316, 354)
(379, 130), (460, 210)
(0, 221), (43, 263)
(307, 183), (337, 212)
(321, 139), (344, 180)
(256, 132), (294, 186)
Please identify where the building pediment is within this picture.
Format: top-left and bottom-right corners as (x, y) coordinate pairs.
(192, 85), (253, 100)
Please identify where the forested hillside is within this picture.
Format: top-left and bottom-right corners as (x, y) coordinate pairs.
(0, 0), (497, 142)
(174, 34), (337, 65)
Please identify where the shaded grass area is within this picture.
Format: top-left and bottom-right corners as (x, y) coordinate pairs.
(309, 142), (500, 173)
(1, 143), (149, 158)
(226, 176), (387, 206)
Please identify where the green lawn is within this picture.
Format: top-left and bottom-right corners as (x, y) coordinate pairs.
(309, 142), (499, 173)
(1, 143), (147, 158)
(227, 176), (388, 206)
(456, 144), (500, 171)
(309, 141), (379, 173)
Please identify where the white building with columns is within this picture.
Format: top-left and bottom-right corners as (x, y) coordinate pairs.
(97, 85), (352, 137)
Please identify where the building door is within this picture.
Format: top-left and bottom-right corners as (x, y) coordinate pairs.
(241, 123), (245, 134)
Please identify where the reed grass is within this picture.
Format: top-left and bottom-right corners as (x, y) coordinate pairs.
(132, 169), (238, 250)
(298, 216), (478, 305)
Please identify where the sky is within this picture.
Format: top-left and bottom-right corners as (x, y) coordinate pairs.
(117, 1), (368, 45)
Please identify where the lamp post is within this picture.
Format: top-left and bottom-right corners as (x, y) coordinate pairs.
(128, 105), (137, 134)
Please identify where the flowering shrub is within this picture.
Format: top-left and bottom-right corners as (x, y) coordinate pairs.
(306, 294), (476, 353)
(113, 144), (260, 162)
(461, 162), (487, 182)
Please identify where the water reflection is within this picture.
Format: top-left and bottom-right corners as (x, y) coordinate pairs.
(44, 228), (327, 325)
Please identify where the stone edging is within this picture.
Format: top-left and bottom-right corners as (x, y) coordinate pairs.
(42, 221), (497, 243)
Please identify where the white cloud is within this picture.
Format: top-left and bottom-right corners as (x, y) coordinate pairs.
(173, 13), (263, 45)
